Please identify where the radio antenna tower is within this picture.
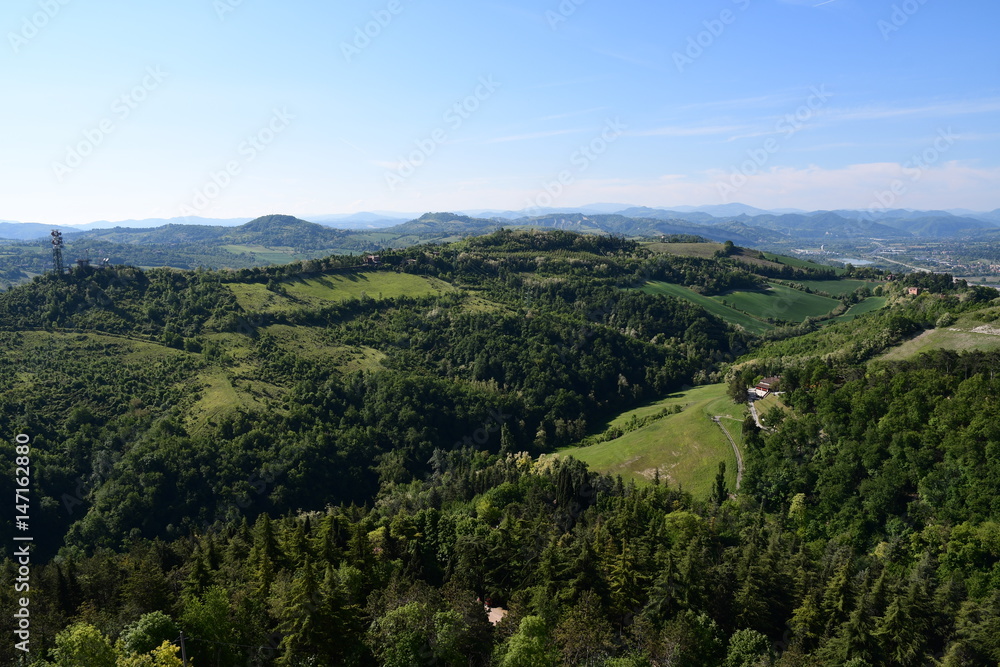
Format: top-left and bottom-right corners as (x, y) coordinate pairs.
(51, 230), (65, 274)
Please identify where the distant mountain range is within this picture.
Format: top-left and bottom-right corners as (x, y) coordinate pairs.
(3, 204), (1000, 243)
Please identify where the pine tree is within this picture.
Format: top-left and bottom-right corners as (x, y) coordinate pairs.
(182, 546), (211, 599)
(249, 514), (278, 595)
(712, 462), (728, 505)
(500, 423), (515, 456)
(277, 556), (343, 666)
(819, 557), (854, 638)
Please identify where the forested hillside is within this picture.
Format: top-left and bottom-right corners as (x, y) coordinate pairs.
(2, 230), (998, 666)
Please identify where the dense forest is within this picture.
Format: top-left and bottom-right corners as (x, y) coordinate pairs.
(1, 229), (998, 665)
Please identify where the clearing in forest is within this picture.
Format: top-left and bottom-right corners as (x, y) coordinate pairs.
(559, 383), (744, 498)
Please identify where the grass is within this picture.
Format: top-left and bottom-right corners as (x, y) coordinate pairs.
(283, 272), (453, 301)
(761, 252), (845, 274)
(640, 281), (773, 334)
(832, 296), (889, 322)
(264, 324), (386, 372)
(879, 307), (1000, 361)
(228, 271), (456, 313)
(754, 393), (789, 427)
(646, 242), (804, 269)
(712, 283), (840, 322)
(796, 279), (882, 297)
(560, 383), (744, 498)
(642, 280), (844, 331)
(187, 368), (249, 433)
(880, 327), (1000, 360)
(646, 242), (723, 258)
(220, 244), (337, 265)
(17, 329), (184, 362)
(10, 331), (252, 434)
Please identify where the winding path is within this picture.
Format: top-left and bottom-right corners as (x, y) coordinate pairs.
(748, 399), (765, 430)
(712, 416), (743, 491)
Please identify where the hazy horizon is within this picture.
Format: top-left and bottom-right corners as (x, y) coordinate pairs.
(9, 201), (1000, 231)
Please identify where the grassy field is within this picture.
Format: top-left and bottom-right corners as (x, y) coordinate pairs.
(645, 242), (723, 258)
(640, 281), (773, 334)
(754, 393), (789, 427)
(642, 280), (843, 331)
(229, 271), (456, 313)
(644, 243), (822, 275)
(832, 296), (889, 322)
(879, 306), (1000, 360)
(712, 283), (840, 322)
(220, 244), (334, 264)
(880, 326), (1000, 360)
(187, 367), (268, 434)
(761, 252), (845, 274)
(560, 384), (744, 497)
(264, 324), (386, 372)
(796, 279), (881, 296)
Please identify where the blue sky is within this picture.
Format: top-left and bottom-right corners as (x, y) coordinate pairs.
(2, 0), (998, 224)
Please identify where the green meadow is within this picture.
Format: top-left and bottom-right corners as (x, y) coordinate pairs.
(560, 384), (744, 498)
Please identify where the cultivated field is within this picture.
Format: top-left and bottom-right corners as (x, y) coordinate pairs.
(796, 279), (882, 296)
(833, 296), (889, 322)
(228, 271), (456, 313)
(640, 281), (773, 334)
(712, 283), (840, 322)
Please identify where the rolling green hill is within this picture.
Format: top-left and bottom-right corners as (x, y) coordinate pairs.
(713, 282), (840, 321)
(761, 250), (845, 273)
(832, 295), (889, 321)
(228, 272), (456, 314)
(796, 278), (881, 296)
(640, 281), (774, 334)
(5, 228), (1000, 666)
(641, 280), (848, 332)
(0, 229), (756, 558)
(879, 305), (1000, 360)
(558, 383), (743, 496)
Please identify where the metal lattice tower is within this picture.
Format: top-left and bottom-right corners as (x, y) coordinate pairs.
(50, 230), (64, 274)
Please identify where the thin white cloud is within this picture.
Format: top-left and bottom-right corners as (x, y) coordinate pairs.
(676, 91), (806, 113)
(718, 96), (1000, 142)
(534, 107), (607, 122)
(632, 124), (750, 138)
(957, 132), (1000, 141)
(820, 98), (1000, 123)
(528, 75), (612, 90)
(485, 128), (587, 144)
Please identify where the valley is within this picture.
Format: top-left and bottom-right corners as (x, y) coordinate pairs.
(2, 224), (999, 666)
